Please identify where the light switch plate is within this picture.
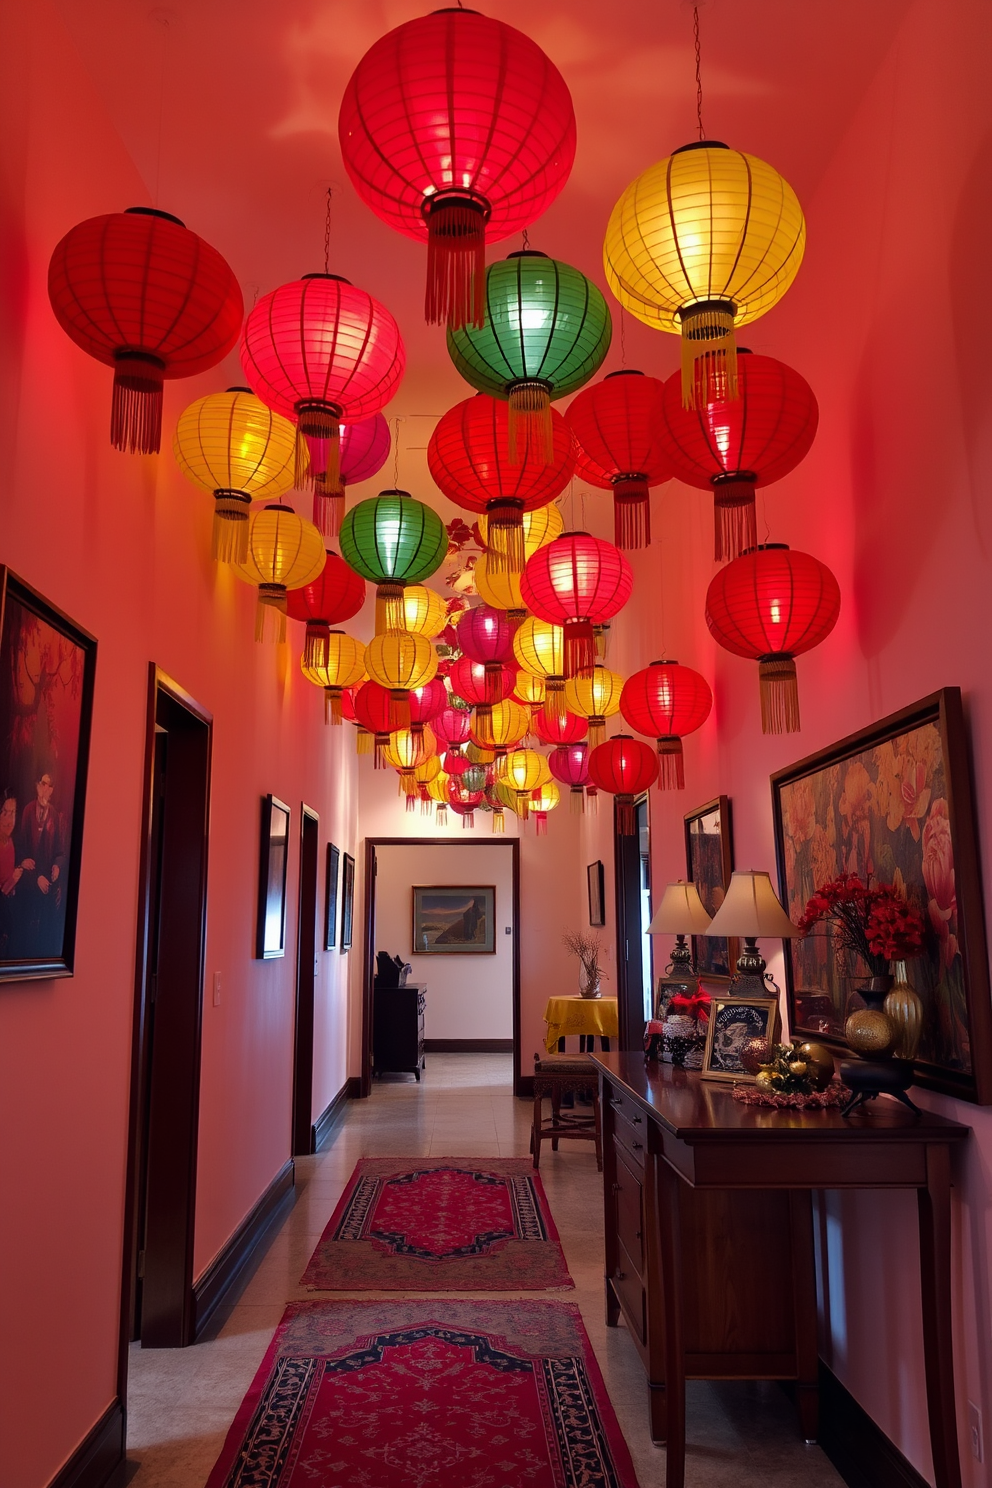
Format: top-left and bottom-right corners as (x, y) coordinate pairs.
(212, 972), (221, 1007)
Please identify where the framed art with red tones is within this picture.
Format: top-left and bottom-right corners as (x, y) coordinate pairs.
(0, 569), (97, 980)
(772, 688), (992, 1103)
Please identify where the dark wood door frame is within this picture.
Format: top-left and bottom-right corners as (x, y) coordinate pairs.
(613, 794), (651, 1052)
(120, 666), (212, 1373)
(292, 805), (320, 1155)
(360, 837), (522, 1096)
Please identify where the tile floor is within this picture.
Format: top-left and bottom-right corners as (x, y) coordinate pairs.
(125, 1053), (846, 1487)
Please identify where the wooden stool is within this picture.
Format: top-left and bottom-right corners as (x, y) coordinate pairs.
(531, 1053), (603, 1171)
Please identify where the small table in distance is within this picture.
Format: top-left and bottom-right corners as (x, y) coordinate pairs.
(544, 995), (618, 1054)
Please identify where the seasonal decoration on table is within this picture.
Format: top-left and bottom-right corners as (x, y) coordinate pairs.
(562, 930), (608, 1000)
(566, 371), (672, 549)
(733, 1042), (845, 1108)
(658, 982), (711, 1068)
(620, 660), (712, 790)
(643, 1019), (665, 1062)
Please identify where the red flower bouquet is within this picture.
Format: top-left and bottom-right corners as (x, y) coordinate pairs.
(798, 873), (925, 976)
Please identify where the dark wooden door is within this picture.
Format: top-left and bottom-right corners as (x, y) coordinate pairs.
(292, 807), (319, 1154)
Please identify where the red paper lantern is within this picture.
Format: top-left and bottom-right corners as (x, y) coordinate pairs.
(705, 543), (840, 734)
(449, 656), (517, 708)
(286, 550), (366, 669)
(433, 706), (473, 752)
(531, 707), (588, 746)
(48, 207), (243, 453)
(520, 533), (633, 678)
(338, 9), (575, 328)
(659, 351), (818, 561)
(353, 680), (408, 762)
(588, 734), (659, 834)
(444, 750), (471, 777)
(548, 741), (592, 813)
(454, 604), (519, 702)
(428, 395), (573, 573)
(620, 661), (712, 791)
(565, 371), (672, 549)
(241, 274), (405, 535)
(407, 679), (448, 743)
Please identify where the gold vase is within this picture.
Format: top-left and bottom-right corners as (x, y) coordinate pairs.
(844, 975), (895, 1057)
(883, 962), (923, 1059)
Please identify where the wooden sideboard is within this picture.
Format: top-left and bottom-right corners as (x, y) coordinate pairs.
(592, 1052), (970, 1488)
(372, 982), (426, 1080)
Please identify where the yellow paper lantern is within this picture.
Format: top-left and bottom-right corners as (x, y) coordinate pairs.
(513, 616), (567, 718)
(495, 748), (551, 817)
(474, 553), (526, 617)
(234, 503), (326, 641)
(604, 144), (805, 407)
(300, 632), (366, 723)
(514, 672), (546, 707)
(401, 584), (448, 637)
(365, 631), (438, 694)
(478, 503), (563, 559)
(173, 388), (297, 563)
(472, 698), (530, 752)
(415, 755), (442, 785)
(466, 741), (495, 765)
(530, 779), (561, 835)
(565, 663), (624, 746)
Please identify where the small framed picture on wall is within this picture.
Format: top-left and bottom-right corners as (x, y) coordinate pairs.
(256, 795), (290, 959)
(324, 843), (340, 951)
(340, 852), (355, 952)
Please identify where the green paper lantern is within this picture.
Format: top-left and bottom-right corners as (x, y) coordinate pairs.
(339, 488), (448, 633)
(447, 251), (612, 462)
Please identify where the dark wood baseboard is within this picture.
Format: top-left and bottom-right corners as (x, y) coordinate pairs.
(192, 1159), (295, 1339)
(517, 1074), (534, 1098)
(423, 1038), (513, 1053)
(49, 1399), (125, 1488)
(312, 1080), (353, 1151)
(819, 1361), (930, 1488)
(346, 1075), (362, 1098)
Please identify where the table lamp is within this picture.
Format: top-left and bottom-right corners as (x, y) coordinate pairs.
(705, 870), (799, 994)
(647, 881), (712, 979)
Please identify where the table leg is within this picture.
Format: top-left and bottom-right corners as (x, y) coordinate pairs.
(918, 1144), (962, 1488)
(789, 1190), (819, 1442)
(657, 1158), (686, 1488)
(531, 1086), (543, 1169)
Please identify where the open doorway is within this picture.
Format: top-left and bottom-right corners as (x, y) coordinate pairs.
(292, 805), (319, 1155)
(613, 795), (653, 1050)
(122, 668), (211, 1351)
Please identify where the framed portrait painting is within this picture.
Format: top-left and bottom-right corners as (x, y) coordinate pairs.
(412, 886), (496, 954)
(324, 843), (340, 951)
(772, 688), (992, 1103)
(0, 569), (97, 980)
(684, 796), (737, 980)
(256, 795), (290, 959)
(340, 852), (355, 952)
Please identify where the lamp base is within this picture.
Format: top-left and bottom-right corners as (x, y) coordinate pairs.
(729, 937), (780, 997)
(667, 935), (696, 980)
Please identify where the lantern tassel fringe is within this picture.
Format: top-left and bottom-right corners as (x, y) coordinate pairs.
(313, 488), (344, 540)
(462, 811), (475, 830)
(373, 733), (391, 768)
(613, 479), (651, 550)
(616, 795), (636, 836)
(212, 493), (251, 563)
(534, 812), (548, 837)
(679, 305), (738, 410)
(563, 620), (597, 681)
(425, 200), (487, 330)
(545, 679), (567, 723)
(759, 657), (801, 734)
(492, 808), (505, 834)
(255, 592), (287, 644)
(303, 624), (330, 672)
(570, 787), (585, 815)
(111, 354), (165, 454)
(588, 718), (606, 748)
(435, 803), (449, 827)
(508, 382), (553, 464)
(484, 503), (526, 574)
(325, 689), (344, 725)
(295, 406), (340, 493)
(355, 727), (372, 756)
(656, 737), (686, 791)
(375, 583), (406, 635)
(713, 479), (757, 562)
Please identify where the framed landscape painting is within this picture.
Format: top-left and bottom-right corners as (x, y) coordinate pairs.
(772, 688), (992, 1103)
(412, 886), (495, 954)
(684, 796), (737, 981)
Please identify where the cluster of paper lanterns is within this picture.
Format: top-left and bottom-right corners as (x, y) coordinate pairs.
(45, 5), (843, 839)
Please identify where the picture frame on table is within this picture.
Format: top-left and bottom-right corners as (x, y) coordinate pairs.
(324, 843), (340, 951)
(701, 996), (780, 1083)
(772, 687), (992, 1103)
(340, 852), (355, 952)
(256, 795), (290, 959)
(587, 860), (605, 927)
(412, 885), (496, 954)
(0, 568), (97, 981)
(684, 796), (737, 981)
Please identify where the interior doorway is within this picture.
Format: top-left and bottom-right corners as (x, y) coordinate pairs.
(613, 795), (653, 1050)
(292, 805), (320, 1155)
(122, 668), (212, 1352)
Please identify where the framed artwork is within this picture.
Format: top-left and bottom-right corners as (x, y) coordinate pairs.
(324, 843), (340, 951)
(587, 860), (605, 927)
(685, 796), (737, 981)
(412, 885), (496, 954)
(256, 795), (290, 959)
(0, 569), (97, 980)
(340, 852), (355, 952)
(772, 688), (992, 1103)
(701, 996), (780, 1083)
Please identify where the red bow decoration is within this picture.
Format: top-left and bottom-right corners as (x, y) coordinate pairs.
(669, 989), (711, 1023)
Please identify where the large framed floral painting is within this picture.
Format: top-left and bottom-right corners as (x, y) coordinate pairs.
(772, 689), (992, 1103)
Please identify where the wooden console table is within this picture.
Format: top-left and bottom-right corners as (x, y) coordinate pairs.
(592, 1052), (969, 1488)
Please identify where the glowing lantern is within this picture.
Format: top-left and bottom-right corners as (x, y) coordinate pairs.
(520, 533), (633, 678)
(471, 699), (531, 754)
(659, 350), (818, 560)
(428, 395), (573, 571)
(407, 678), (448, 727)
(514, 672), (546, 708)
(338, 9), (575, 329)
(354, 681), (399, 765)
(315, 412), (392, 538)
(477, 502), (563, 557)
(548, 741), (592, 813)
(604, 144), (805, 408)
(530, 780), (561, 836)
(286, 551), (366, 669)
(339, 489), (448, 632)
(300, 632), (366, 723)
(565, 371), (672, 550)
(495, 748), (551, 818)
(450, 656), (517, 708)
(448, 776), (484, 829)
(364, 633), (438, 727)
(401, 585), (447, 638)
(466, 742), (495, 766)
(619, 661), (712, 790)
(48, 207), (242, 453)
(427, 770), (451, 826)
(447, 253), (611, 460)
(474, 553), (526, 619)
(455, 605), (519, 702)
(233, 504), (326, 640)
(705, 544), (840, 734)
(513, 616), (567, 719)
(433, 706), (473, 755)
(414, 753), (443, 815)
(531, 707), (587, 746)
(588, 735), (659, 835)
(564, 664), (624, 747)
(384, 725), (437, 799)
(241, 275), (404, 529)
(173, 388), (296, 562)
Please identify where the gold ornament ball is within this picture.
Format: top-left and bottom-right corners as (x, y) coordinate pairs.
(844, 1009), (895, 1057)
(796, 1041), (836, 1090)
(755, 1070), (775, 1091)
(788, 1060), (808, 1077)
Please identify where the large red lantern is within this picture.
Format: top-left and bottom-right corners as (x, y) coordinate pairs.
(338, 9), (575, 329)
(588, 734), (658, 834)
(548, 741), (592, 812)
(241, 275), (404, 530)
(532, 707), (587, 746)
(428, 396), (574, 573)
(433, 705), (473, 754)
(620, 661), (712, 791)
(705, 543), (840, 734)
(407, 679), (448, 749)
(565, 371), (672, 550)
(449, 656), (517, 709)
(520, 533), (633, 679)
(48, 207), (243, 453)
(454, 604), (519, 702)
(286, 551), (367, 668)
(353, 680), (397, 764)
(659, 351), (818, 561)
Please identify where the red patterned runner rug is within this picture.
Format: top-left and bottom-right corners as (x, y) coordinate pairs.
(205, 1299), (639, 1488)
(301, 1158), (573, 1291)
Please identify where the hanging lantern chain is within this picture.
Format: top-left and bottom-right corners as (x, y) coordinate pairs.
(324, 186), (334, 274)
(619, 305), (627, 367)
(693, 4), (705, 140)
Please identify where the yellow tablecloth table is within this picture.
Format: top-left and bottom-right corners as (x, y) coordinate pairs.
(543, 996), (619, 1053)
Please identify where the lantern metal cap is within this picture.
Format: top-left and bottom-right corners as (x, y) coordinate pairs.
(507, 250), (550, 260)
(673, 139), (730, 154)
(741, 542), (790, 554)
(706, 870), (798, 938)
(126, 206), (185, 227)
(605, 369), (645, 379)
(647, 881), (712, 935)
(302, 272), (351, 283)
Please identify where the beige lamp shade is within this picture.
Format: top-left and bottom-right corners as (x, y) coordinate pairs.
(647, 881), (712, 935)
(705, 870), (798, 938)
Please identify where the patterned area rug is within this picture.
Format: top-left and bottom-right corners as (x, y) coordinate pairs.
(205, 1300), (639, 1488)
(301, 1158), (573, 1291)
